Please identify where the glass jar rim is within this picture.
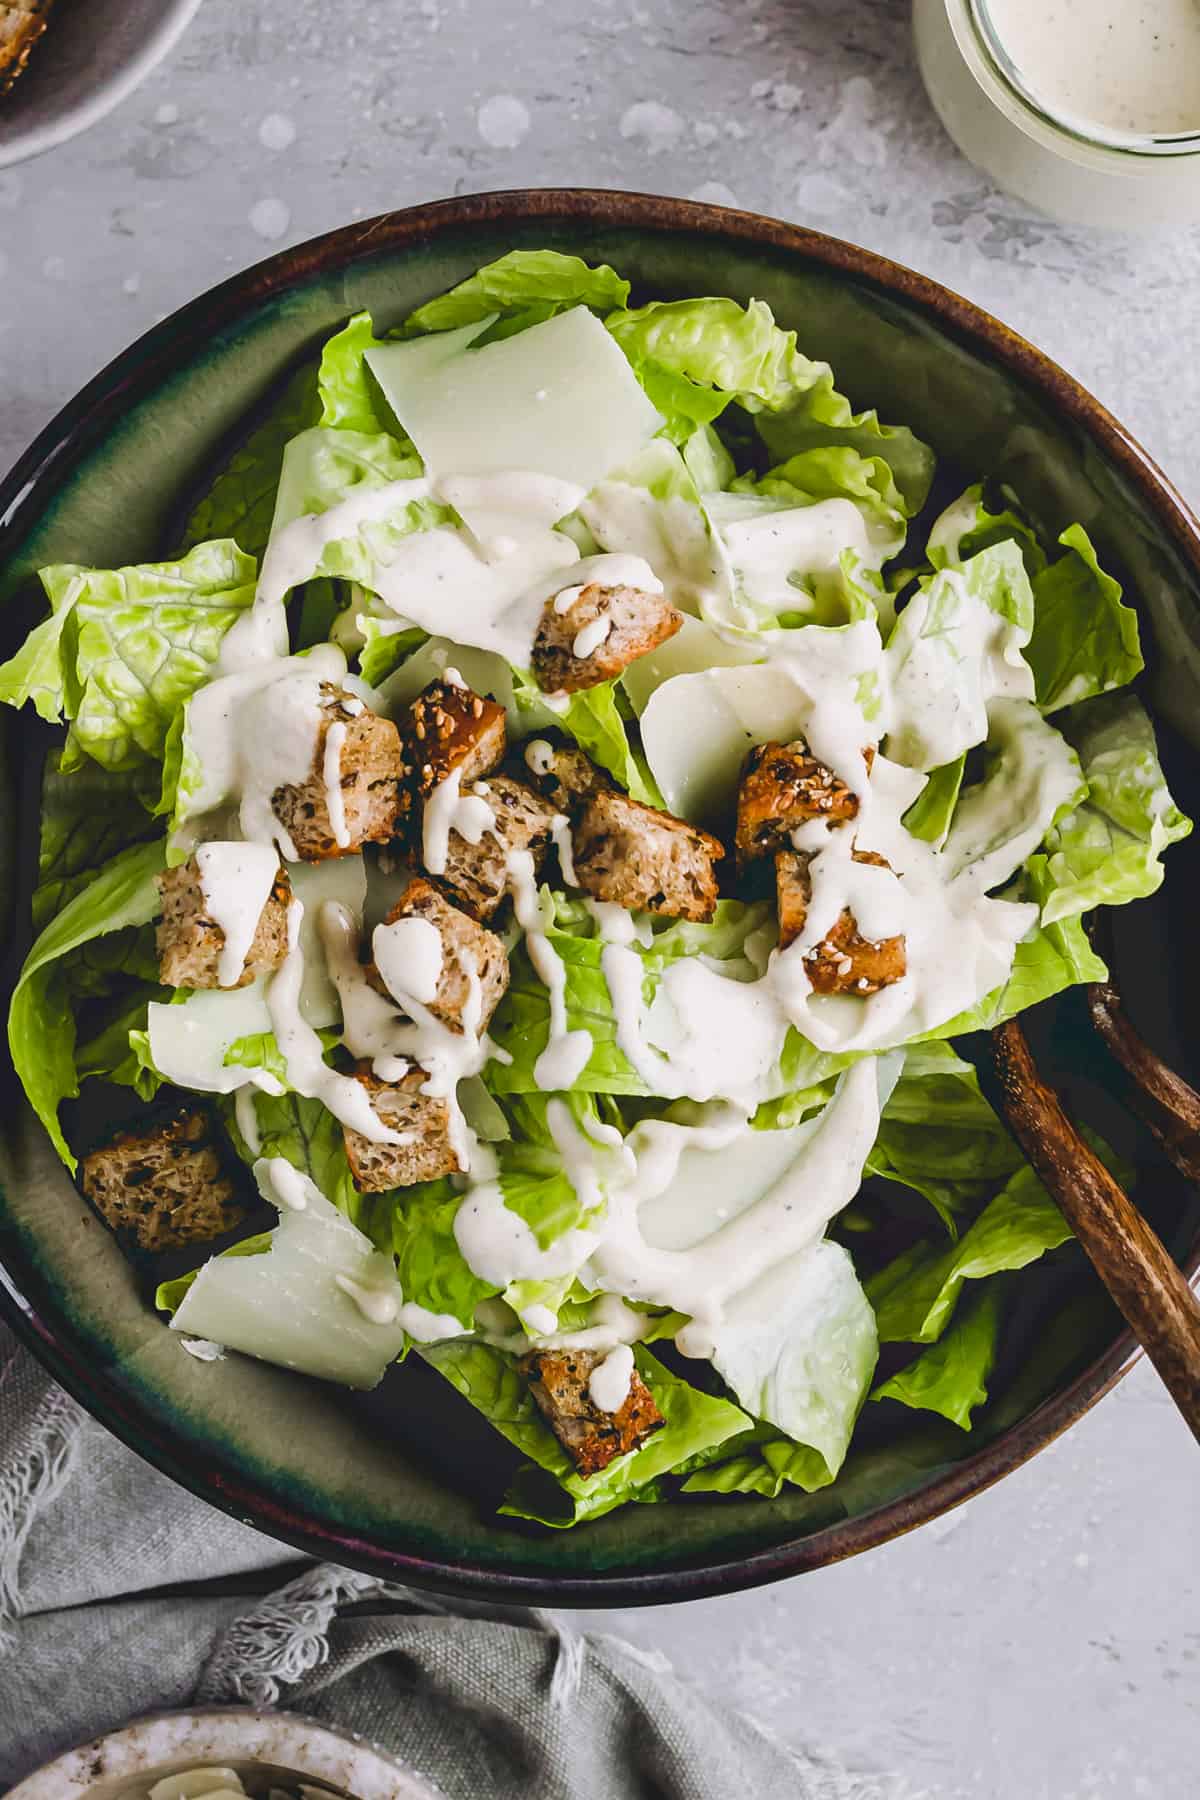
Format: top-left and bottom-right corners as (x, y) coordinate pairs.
(968, 0), (1200, 157)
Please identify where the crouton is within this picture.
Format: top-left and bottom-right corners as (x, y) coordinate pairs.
(519, 1348), (665, 1476)
(523, 739), (613, 816)
(371, 877), (510, 1033)
(736, 739), (875, 864)
(0, 1), (54, 95)
(273, 685), (406, 861)
(775, 848), (906, 994)
(572, 789), (724, 921)
(341, 1066), (462, 1192)
(532, 581), (683, 695)
(156, 856), (291, 991)
(405, 679), (507, 797)
(433, 775), (556, 921)
(80, 1108), (245, 1253)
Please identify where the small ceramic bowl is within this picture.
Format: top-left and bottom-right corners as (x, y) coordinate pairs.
(0, 0), (201, 171)
(6, 1709), (439, 1800)
(1, 190), (1198, 1603)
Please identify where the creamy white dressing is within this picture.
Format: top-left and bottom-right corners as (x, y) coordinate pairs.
(549, 813), (578, 886)
(321, 721), (350, 850)
(373, 914), (444, 1007)
(234, 1085), (263, 1153)
(268, 900), (408, 1144)
(553, 584), (585, 615)
(175, 645), (348, 857)
(506, 847), (594, 1090)
(334, 1272), (399, 1325)
(580, 475), (729, 615)
(984, 0), (1200, 138)
(320, 899), (493, 1172)
(524, 738), (555, 777)
(710, 494), (881, 623)
(572, 613), (614, 659)
(421, 767), (498, 876)
(263, 1155), (310, 1211)
(194, 842), (280, 988)
(588, 1343), (636, 1412)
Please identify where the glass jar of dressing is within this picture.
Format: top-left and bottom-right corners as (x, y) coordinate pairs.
(913, 0), (1200, 228)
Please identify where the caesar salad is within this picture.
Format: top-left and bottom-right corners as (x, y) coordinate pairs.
(0, 249), (1190, 1526)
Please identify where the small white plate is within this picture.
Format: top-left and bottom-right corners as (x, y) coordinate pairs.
(0, 0), (201, 170)
(7, 1709), (442, 1800)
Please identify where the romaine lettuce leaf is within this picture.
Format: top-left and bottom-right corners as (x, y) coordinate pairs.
(704, 1239), (877, 1484)
(866, 1158), (1085, 1344)
(270, 426), (423, 533)
(1032, 692), (1191, 925)
(925, 907), (1108, 1039)
(865, 1043), (1022, 1233)
(902, 755), (965, 847)
(487, 897), (774, 1097)
(870, 1282), (1003, 1430)
(33, 753), (162, 928)
(884, 542), (1036, 771)
(732, 445), (906, 539)
(926, 482), (1047, 576)
(1026, 525), (1142, 713)
(404, 249), (630, 336)
(317, 311), (394, 435)
(512, 670), (663, 806)
(0, 541), (257, 773)
(75, 985), (165, 1102)
(221, 1088), (364, 1227)
(8, 837), (166, 1169)
(939, 700), (1085, 894)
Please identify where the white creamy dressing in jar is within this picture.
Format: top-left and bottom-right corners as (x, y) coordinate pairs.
(194, 841), (280, 988)
(983, 0), (1200, 137)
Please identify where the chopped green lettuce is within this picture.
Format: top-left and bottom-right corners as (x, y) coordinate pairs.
(404, 249), (630, 335)
(0, 541), (257, 773)
(317, 311), (395, 435)
(222, 1088), (364, 1227)
(270, 427), (422, 533)
(866, 1043), (1022, 1233)
(870, 1283), (1004, 1430)
(8, 838), (166, 1169)
(902, 755), (966, 847)
(1026, 525), (1143, 713)
(1032, 692), (1191, 925)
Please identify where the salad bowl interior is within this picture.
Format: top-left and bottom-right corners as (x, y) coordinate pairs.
(1, 190), (1198, 1603)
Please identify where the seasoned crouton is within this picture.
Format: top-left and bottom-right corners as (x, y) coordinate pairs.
(405, 678), (507, 797)
(519, 1348), (665, 1475)
(572, 789), (724, 921)
(156, 855), (291, 991)
(532, 581), (683, 694)
(523, 739), (613, 815)
(736, 739), (874, 864)
(81, 1108), (245, 1253)
(434, 775), (556, 921)
(342, 1066), (461, 1191)
(273, 685), (405, 860)
(371, 877), (510, 1033)
(0, 1), (55, 96)
(775, 848), (906, 994)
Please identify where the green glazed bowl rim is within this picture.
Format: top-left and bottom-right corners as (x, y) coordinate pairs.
(1, 189), (1197, 1605)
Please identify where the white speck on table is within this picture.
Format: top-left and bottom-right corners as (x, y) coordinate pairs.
(1, 3), (1197, 1795)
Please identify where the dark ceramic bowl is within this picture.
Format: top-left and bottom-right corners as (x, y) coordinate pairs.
(2, 191), (1198, 1604)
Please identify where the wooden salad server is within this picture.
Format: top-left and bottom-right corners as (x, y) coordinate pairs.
(990, 1015), (1200, 1445)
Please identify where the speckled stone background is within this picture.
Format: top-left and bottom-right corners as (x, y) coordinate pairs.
(1, 2), (1197, 1796)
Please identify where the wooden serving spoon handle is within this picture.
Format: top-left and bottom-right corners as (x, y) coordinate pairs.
(991, 1017), (1200, 1445)
(1088, 980), (1200, 1185)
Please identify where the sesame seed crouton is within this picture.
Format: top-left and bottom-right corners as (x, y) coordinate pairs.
(523, 740), (613, 815)
(532, 582), (683, 695)
(272, 685), (406, 861)
(80, 1108), (246, 1253)
(156, 857), (291, 991)
(571, 788), (724, 921)
(775, 847), (906, 994)
(434, 774), (556, 922)
(405, 679), (507, 797)
(519, 1347), (665, 1475)
(342, 1066), (461, 1192)
(736, 739), (874, 864)
(372, 877), (510, 1033)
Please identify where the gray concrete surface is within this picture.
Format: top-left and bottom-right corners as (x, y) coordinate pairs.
(0, 1), (1197, 1794)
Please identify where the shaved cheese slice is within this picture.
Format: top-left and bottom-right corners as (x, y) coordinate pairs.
(172, 1168), (407, 1389)
(640, 663), (813, 826)
(366, 307), (662, 539)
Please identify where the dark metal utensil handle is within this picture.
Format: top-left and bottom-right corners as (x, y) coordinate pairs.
(991, 1017), (1200, 1446)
